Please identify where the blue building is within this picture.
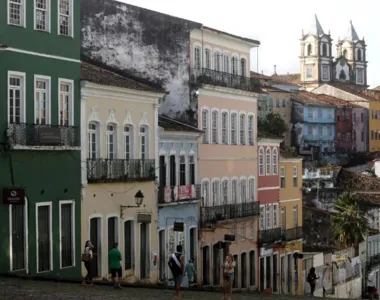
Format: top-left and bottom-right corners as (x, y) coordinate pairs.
(157, 116), (202, 287)
(291, 91), (336, 154)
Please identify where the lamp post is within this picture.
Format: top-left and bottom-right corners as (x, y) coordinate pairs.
(120, 190), (144, 218)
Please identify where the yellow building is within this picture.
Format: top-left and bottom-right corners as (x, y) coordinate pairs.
(369, 99), (380, 152)
(80, 61), (166, 283)
(275, 152), (303, 295)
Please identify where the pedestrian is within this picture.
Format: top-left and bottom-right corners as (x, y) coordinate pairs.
(109, 242), (123, 289)
(81, 240), (95, 287)
(185, 258), (196, 283)
(307, 267), (319, 296)
(168, 244), (185, 300)
(221, 254), (235, 300)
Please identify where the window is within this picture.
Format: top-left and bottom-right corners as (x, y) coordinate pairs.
(88, 122), (98, 159)
(293, 206), (298, 227)
(322, 65), (329, 81)
(307, 126), (313, 135)
(36, 202), (52, 273)
(8, 0), (25, 26)
(35, 77), (50, 125)
(60, 201), (74, 268)
(231, 224), (236, 236)
(343, 49), (348, 59)
(372, 131), (374, 140)
(124, 125), (132, 160)
(205, 49), (211, 69)
(322, 43), (327, 56)
(293, 166), (298, 187)
(328, 126), (332, 136)
(328, 110), (333, 119)
(266, 205), (272, 229)
(308, 108), (313, 118)
(222, 180), (228, 204)
(248, 115), (254, 145)
(212, 110), (218, 144)
(231, 113), (237, 145)
(214, 52), (221, 71)
(361, 113), (364, 122)
(318, 125), (323, 136)
(273, 205), (278, 228)
(222, 112), (228, 144)
(179, 156), (186, 186)
(59, 0), (73, 36)
(223, 54), (229, 73)
(272, 148), (278, 175)
(353, 112), (356, 121)
(169, 155), (176, 186)
(189, 156), (195, 185)
(307, 44), (312, 56)
(106, 124), (116, 159)
(259, 206), (265, 230)
(249, 222), (254, 239)
(361, 131), (364, 142)
(282, 99), (286, 107)
(353, 130), (356, 142)
(140, 126), (148, 159)
(241, 179), (247, 203)
(357, 49), (362, 61)
(259, 148), (264, 176)
(306, 67), (313, 79)
(194, 47), (201, 70)
(35, 0), (50, 32)
(59, 80), (73, 126)
(212, 181), (219, 206)
(232, 180), (237, 204)
(8, 72), (25, 124)
(107, 217), (119, 251)
(265, 148), (271, 175)
(357, 68), (364, 85)
(202, 181), (210, 206)
(241, 223), (246, 240)
(201, 110), (209, 144)
(281, 207), (286, 230)
(124, 220), (134, 270)
(280, 166), (285, 188)
(248, 178), (255, 202)
(232, 57), (239, 75)
(240, 58), (246, 76)
(240, 114), (246, 145)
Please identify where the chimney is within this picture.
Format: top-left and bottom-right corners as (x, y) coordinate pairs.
(274, 65), (277, 75)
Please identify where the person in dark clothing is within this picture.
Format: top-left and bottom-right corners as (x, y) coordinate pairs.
(82, 240), (95, 287)
(168, 245), (184, 300)
(307, 267), (319, 296)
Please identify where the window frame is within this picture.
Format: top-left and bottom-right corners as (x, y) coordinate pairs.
(280, 166), (286, 188)
(124, 219), (135, 270)
(214, 50), (222, 71)
(231, 179), (238, 204)
(272, 148), (278, 175)
(248, 114), (254, 145)
(36, 201), (53, 273)
(189, 155), (195, 185)
(240, 58), (247, 77)
(259, 147), (264, 176)
(248, 177), (255, 202)
(58, 78), (74, 126)
(356, 68), (364, 85)
(240, 178), (247, 204)
(292, 166), (298, 187)
(305, 66), (313, 79)
(179, 155), (186, 186)
(58, 0), (74, 37)
(211, 178), (220, 206)
(106, 123), (117, 159)
(221, 110), (229, 144)
(8, 71), (26, 124)
(201, 179), (210, 207)
(204, 48), (211, 69)
(194, 46), (201, 70)
(139, 126), (149, 160)
(34, 0), (51, 32)
(239, 113), (246, 145)
(59, 200), (75, 269)
(34, 75), (51, 125)
(231, 56), (239, 75)
(221, 178), (229, 205)
(8, 0), (26, 27)
(201, 108), (209, 144)
(123, 124), (133, 160)
(211, 109), (219, 144)
(88, 122), (99, 159)
(265, 148), (271, 175)
(230, 112), (238, 145)
(322, 64), (329, 81)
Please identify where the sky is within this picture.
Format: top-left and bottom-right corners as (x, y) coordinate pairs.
(119, 0), (380, 88)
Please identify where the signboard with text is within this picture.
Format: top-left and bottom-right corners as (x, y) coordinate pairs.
(3, 188), (25, 205)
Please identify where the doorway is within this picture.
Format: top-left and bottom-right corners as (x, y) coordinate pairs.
(273, 254), (278, 292)
(249, 250), (255, 286)
(90, 217), (102, 277)
(159, 230), (165, 280)
(202, 246), (210, 285)
(260, 257), (265, 291)
(213, 243), (221, 286)
(281, 256), (285, 294)
(233, 254), (238, 288)
(287, 254), (292, 294)
(140, 223), (150, 279)
(10, 204), (26, 271)
(241, 253), (247, 288)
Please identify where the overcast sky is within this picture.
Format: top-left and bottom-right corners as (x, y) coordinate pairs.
(119, 0), (379, 88)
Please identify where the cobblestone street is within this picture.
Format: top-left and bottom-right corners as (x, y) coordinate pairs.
(0, 277), (314, 300)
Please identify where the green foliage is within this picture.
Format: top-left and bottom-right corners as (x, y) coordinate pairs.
(331, 192), (370, 248)
(258, 112), (287, 138)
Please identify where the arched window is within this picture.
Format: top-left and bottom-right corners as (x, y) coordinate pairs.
(240, 114), (246, 145)
(231, 179), (238, 204)
(222, 112), (228, 144)
(265, 148), (271, 175)
(240, 179), (247, 203)
(248, 115), (254, 145)
(205, 49), (211, 69)
(339, 70), (346, 80)
(272, 148), (278, 175)
(259, 147), (264, 176)
(322, 43), (327, 56)
(106, 123), (116, 159)
(202, 181), (210, 206)
(248, 178), (255, 202)
(240, 58), (247, 76)
(194, 46), (201, 70)
(201, 109), (209, 144)
(212, 110), (218, 144)
(231, 113), (237, 144)
(123, 125), (133, 160)
(307, 44), (312, 56)
(357, 49), (362, 61)
(139, 126), (148, 159)
(343, 49), (348, 59)
(222, 180), (229, 204)
(212, 180), (220, 206)
(214, 51), (222, 71)
(232, 57), (239, 75)
(88, 122), (99, 159)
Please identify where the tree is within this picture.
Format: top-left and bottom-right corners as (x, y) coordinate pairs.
(331, 192), (370, 248)
(258, 112), (287, 138)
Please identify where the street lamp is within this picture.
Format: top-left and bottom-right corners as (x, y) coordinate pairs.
(120, 190), (145, 218)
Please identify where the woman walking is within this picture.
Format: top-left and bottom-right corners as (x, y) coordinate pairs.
(307, 267), (319, 296)
(82, 240), (95, 287)
(221, 254), (235, 300)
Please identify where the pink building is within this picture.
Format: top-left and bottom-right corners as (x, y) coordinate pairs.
(190, 26), (261, 289)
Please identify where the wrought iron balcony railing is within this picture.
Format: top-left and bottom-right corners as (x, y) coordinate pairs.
(87, 159), (156, 183)
(191, 68), (261, 93)
(8, 123), (79, 147)
(158, 184), (201, 204)
(200, 202), (260, 227)
(259, 227), (282, 244)
(282, 226), (303, 241)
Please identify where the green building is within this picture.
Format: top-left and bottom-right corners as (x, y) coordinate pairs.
(0, 0), (81, 278)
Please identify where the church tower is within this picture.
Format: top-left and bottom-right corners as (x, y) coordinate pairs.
(335, 20), (367, 89)
(300, 15), (334, 91)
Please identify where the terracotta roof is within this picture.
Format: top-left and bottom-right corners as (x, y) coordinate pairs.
(262, 86), (291, 93)
(250, 71), (272, 80)
(271, 73), (301, 86)
(291, 91), (335, 107)
(327, 83), (380, 102)
(158, 115), (203, 133)
(280, 149), (303, 159)
(80, 61), (165, 93)
(315, 94), (362, 108)
(203, 26), (260, 45)
(373, 86), (380, 91)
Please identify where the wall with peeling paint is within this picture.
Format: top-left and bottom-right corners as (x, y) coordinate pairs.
(81, 0), (202, 126)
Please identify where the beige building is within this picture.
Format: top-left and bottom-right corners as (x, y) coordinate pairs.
(80, 61), (165, 283)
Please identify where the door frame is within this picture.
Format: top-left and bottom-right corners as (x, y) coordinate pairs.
(88, 214), (103, 277)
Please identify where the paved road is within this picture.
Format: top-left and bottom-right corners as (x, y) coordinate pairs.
(0, 277), (313, 300)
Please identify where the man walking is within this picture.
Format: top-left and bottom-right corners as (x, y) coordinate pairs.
(168, 245), (184, 300)
(109, 242), (122, 289)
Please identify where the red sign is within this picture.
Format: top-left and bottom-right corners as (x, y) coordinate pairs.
(3, 188), (25, 205)
(177, 185), (193, 200)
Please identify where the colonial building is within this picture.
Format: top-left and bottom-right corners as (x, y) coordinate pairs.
(157, 115), (202, 287)
(0, 0), (81, 277)
(80, 61), (165, 283)
(192, 27), (261, 289)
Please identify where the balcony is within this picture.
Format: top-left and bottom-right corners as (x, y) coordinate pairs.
(282, 226), (303, 242)
(191, 68), (261, 93)
(200, 202), (260, 227)
(8, 123), (80, 148)
(158, 184), (201, 204)
(258, 227), (282, 244)
(87, 159), (156, 183)
(369, 254), (380, 266)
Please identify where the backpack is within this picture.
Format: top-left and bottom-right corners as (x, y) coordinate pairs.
(169, 252), (182, 276)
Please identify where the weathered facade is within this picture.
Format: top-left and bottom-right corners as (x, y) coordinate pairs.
(0, 0), (81, 278)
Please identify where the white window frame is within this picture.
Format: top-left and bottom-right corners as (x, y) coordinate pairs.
(259, 147), (264, 176)
(280, 166), (286, 188)
(272, 148), (278, 175)
(34, 75), (51, 125)
(34, 0), (51, 32)
(239, 113), (246, 145)
(201, 108), (210, 144)
(221, 110), (229, 144)
(322, 64), (329, 81)
(293, 205), (298, 227)
(223, 53), (230, 73)
(231, 55), (239, 75)
(248, 113), (254, 145)
(36, 202), (53, 273)
(266, 204), (272, 229)
(106, 123), (117, 159)
(308, 107), (314, 119)
(211, 109), (219, 144)
(230, 112), (238, 145)
(221, 178), (229, 204)
(259, 205), (265, 230)
(88, 122), (99, 159)
(273, 203), (278, 228)
(58, 78), (74, 126)
(356, 68), (364, 85)
(139, 125), (149, 160)
(293, 166), (298, 187)
(201, 178), (211, 207)
(211, 178), (221, 206)
(123, 124), (133, 160)
(240, 177), (247, 204)
(305, 66), (313, 79)
(8, 0), (26, 27)
(265, 147), (271, 175)
(194, 46), (201, 70)
(248, 176), (255, 202)
(231, 178), (238, 204)
(214, 50), (222, 71)
(240, 57), (247, 77)
(204, 47), (211, 69)
(8, 71), (26, 124)
(58, 0), (74, 37)
(59, 200), (75, 269)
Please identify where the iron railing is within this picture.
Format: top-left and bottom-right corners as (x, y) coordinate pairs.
(158, 184), (201, 204)
(191, 68), (261, 93)
(8, 123), (80, 147)
(87, 159), (156, 183)
(259, 227), (282, 244)
(282, 226), (303, 241)
(200, 202), (260, 227)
